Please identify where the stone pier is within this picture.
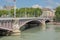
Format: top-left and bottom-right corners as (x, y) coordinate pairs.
(41, 20), (46, 30)
(12, 20), (21, 36)
(41, 20), (45, 25)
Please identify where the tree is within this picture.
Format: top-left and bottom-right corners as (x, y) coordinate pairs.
(0, 7), (42, 17)
(55, 6), (60, 21)
(17, 8), (42, 17)
(0, 10), (8, 17)
(34, 8), (42, 17)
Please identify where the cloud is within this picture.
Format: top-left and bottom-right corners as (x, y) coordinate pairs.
(56, 2), (60, 6)
(44, 0), (60, 8)
(32, 4), (53, 9)
(0, 6), (3, 10)
(45, 6), (52, 9)
(45, 0), (54, 5)
(32, 4), (42, 8)
(45, 6), (54, 10)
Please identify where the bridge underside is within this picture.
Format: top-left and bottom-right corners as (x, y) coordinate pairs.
(0, 20), (13, 36)
(0, 29), (12, 36)
(20, 20), (41, 31)
(45, 20), (50, 23)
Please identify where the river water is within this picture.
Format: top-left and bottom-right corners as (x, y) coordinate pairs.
(0, 23), (60, 40)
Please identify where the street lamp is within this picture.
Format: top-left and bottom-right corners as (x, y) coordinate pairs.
(25, 8), (27, 17)
(14, 0), (16, 18)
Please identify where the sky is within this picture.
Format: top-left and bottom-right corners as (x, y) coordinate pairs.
(0, 0), (60, 9)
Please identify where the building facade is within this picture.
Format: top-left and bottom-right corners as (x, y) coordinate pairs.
(42, 8), (55, 18)
(3, 6), (14, 10)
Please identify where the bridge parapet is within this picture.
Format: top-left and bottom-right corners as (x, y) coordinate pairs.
(0, 20), (13, 31)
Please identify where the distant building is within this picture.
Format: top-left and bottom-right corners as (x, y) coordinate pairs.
(32, 5), (55, 18)
(42, 8), (55, 18)
(3, 6), (14, 10)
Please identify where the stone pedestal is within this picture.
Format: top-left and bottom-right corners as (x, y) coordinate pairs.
(12, 22), (21, 36)
(41, 20), (45, 25)
(41, 25), (46, 31)
(41, 20), (46, 30)
(12, 30), (21, 36)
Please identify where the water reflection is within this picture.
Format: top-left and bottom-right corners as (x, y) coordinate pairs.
(0, 23), (60, 40)
(41, 24), (46, 31)
(55, 25), (60, 32)
(21, 23), (56, 40)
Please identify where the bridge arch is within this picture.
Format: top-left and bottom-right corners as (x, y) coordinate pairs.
(19, 20), (42, 31)
(45, 20), (51, 23)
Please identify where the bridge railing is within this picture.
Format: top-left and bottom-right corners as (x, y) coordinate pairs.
(0, 20), (13, 31)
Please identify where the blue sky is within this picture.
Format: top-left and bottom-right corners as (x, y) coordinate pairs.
(0, 0), (60, 9)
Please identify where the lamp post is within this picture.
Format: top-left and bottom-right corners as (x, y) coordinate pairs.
(25, 8), (27, 17)
(14, 0), (16, 18)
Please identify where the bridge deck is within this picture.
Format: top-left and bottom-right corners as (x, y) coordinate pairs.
(0, 17), (50, 20)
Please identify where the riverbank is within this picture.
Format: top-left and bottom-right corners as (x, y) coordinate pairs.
(53, 22), (60, 25)
(47, 22), (60, 25)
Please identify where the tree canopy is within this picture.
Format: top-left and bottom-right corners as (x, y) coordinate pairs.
(0, 8), (42, 17)
(55, 6), (60, 21)
(16, 8), (42, 17)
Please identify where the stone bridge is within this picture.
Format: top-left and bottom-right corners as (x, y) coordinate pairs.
(12, 17), (53, 31)
(0, 13), (54, 35)
(0, 17), (52, 31)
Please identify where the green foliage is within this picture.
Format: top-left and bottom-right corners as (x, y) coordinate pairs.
(0, 8), (42, 17)
(17, 8), (42, 17)
(55, 6), (60, 21)
(0, 10), (8, 17)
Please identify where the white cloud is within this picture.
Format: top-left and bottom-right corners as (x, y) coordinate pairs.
(32, 4), (53, 9)
(56, 3), (60, 6)
(42, 0), (55, 9)
(45, 6), (52, 9)
(44, 0), (60, 8)
(32, 4), (42, 8)
(0, 6), (3, 10)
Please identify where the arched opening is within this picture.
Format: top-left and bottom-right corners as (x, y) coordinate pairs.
(45, 20), (50, 23)
(0, 29), (12, 36)
(20, 20), (41, 31)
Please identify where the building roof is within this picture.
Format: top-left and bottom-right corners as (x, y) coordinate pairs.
(3, 6), (14, 10)
(42, 8), (53, 12)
